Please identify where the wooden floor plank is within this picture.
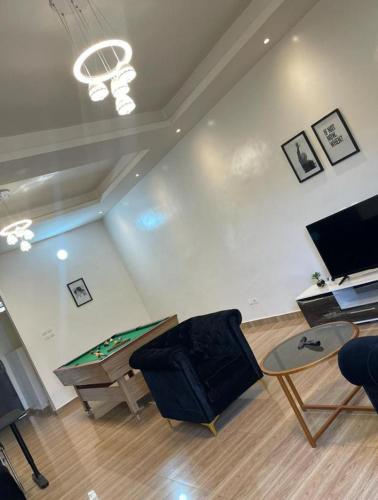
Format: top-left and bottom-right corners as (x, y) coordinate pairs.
(0, 317), (376, 499)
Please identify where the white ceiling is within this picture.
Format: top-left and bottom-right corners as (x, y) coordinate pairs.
(0, 0), (320, 253)
(2, 159), (113, 214)
(0, 0), (250, 136)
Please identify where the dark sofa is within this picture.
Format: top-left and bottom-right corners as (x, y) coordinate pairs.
(0, 464), (25, 500)
(130, 309), (263, 434)
(338, 336), (378, 412)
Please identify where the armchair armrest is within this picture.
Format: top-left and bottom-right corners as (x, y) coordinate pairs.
(130, 346), (186, 371)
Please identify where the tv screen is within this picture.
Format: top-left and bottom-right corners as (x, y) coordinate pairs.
(306, 194), (378, 280)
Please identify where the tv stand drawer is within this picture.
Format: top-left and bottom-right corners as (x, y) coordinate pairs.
(297, 294), (378, 326)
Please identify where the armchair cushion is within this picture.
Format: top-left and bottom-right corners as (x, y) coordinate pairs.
(207, 359), (259, 414)
(196, 353), (241, 384)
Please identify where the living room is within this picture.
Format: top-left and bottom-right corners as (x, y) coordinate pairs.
(0, 0), (377, 498)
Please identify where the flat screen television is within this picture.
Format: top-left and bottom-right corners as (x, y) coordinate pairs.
(306, 194), (378, 280)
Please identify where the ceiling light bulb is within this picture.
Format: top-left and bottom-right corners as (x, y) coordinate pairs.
(6, 234), (18, 246)
(116, 95), (136, 115)
(264, 38), (270, 45)
(116, 62), (136, 83)
(57, 249), (68, 261)
(20, 240), (31, 252)
(88, 82), (109, 102)
(110, 77), (130, 98)
(176, 128), (181, 133)
(23, 229), (34, 241)
(15, 226), (25, 238)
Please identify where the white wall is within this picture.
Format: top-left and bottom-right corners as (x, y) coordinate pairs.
(0, 221), (150, 409)
(105, 0), (378, 322)
(0, 312), (49, 410)
(0, 312), (21, 357)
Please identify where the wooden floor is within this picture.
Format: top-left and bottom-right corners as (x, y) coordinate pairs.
(1, 317), (377, 500)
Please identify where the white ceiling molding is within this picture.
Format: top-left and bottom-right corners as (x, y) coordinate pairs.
(0, 111), (166, 164)
(99, 150), (149, 202)
(164, 0), (286, 121)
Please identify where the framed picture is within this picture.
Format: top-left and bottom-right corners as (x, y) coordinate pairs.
(311, 109), (360, 165)
(281, 131), (324, 183)
(67, 278), (93, 307)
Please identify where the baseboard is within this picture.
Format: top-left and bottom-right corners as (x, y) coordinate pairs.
(27, 406), (54, 417)
(242, 310), (304, 328)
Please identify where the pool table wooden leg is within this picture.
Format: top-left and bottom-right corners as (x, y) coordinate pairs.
(117, 376), (141, 418)
(74, 386), (92, 415)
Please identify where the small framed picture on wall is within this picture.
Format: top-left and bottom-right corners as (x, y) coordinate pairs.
(281, 131), (324, 183)
(67, 278), (93, 307)
(311, 108), (360, 165)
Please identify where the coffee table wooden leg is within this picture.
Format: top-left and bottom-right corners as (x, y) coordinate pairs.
(303, 385), (364, 411)
(285, 375), (305, 410)
(277, 375), (317, 448)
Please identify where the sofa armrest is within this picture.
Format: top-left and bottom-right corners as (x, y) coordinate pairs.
(130, 346), (187, 371)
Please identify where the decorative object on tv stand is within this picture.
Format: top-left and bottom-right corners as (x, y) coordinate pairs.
(50, 0), (137, 116)
(67, 278), (93, 307)
(311, 108), (360, 165)
(311, 272), (325, 288)
(281, 131), (324, 183)
(0, 189), (34, 252)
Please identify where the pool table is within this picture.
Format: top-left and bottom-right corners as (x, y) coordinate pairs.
(54, 316), (178, 418)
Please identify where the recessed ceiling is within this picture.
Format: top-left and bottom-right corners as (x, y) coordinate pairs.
(0, 0), (251, 137)
(0, 0), (320, 252)
(0, 159), (114, 215)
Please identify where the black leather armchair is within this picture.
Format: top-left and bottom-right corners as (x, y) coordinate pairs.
(130, 309), (263, 434)
(338, 336), (378, 412)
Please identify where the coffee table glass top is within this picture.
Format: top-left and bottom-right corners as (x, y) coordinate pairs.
(262, 321), (358, 375)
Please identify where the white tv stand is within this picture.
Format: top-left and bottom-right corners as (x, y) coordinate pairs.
(296, 269), (378, 326)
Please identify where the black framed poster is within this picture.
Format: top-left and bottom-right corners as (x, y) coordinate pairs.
(67, 278), (93, 307)
(311, 109), (360, 165)
(281, 131), (324, 183)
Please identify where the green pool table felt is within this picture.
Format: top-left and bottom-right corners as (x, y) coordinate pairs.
(65, 319), (164, 367)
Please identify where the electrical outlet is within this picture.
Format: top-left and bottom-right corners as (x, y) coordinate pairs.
(248, 297), (258, 305)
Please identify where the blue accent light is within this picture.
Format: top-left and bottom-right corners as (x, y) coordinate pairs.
(136, 210), (167, 231)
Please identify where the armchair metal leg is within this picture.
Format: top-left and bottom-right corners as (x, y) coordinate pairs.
(201, 416), (219, 436)
(166, 416), (220, 436)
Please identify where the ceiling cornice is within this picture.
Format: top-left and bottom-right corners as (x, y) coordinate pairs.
(164, 0), (286, 120)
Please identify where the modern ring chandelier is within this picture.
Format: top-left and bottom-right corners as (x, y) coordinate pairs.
(50, 0), (137, 115)
(0, 190), (34, 252)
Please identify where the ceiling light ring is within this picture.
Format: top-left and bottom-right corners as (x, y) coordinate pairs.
(0, 219), (32, 237)
(73, 39), (133, 84)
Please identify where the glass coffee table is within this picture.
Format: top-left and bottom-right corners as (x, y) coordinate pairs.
(261, 321), (375, 447)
